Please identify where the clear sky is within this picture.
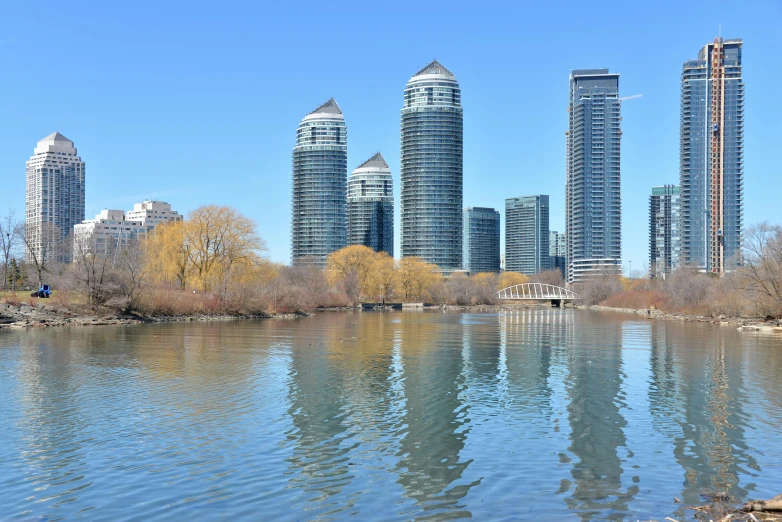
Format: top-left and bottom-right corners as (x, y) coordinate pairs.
(1, 0), (779, 272)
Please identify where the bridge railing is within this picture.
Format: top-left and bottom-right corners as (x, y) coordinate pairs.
(496, 283), (580, 300)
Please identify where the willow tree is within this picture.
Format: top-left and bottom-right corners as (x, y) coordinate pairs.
(144, 220), (191, 289)
(367, 252), (397, 303)
(144, 205), (266, 293)
(497, 271), (530, 290)
(185, 205), (265, 292)
(326, 245), (378, 301)
(396, 257), (440, 301)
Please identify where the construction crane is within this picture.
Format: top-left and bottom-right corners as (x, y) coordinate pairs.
(619, 94), (643, 102)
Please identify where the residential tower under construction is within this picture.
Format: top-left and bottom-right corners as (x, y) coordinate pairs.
(680, 37), (744, 273)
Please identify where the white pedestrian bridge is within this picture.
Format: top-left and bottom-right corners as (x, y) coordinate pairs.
(496, 284), (580, 301)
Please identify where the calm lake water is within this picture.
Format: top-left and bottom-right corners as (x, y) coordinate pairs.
(1, 310), (781, 521)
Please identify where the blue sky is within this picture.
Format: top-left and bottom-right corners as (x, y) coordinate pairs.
(1, 0), (779, 272)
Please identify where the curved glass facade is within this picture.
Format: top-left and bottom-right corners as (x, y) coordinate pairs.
(291, 98), (347, 266)
(400, 60), (463, 271)
(347, 153), (393, 255)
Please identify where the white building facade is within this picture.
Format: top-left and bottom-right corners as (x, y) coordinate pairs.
(25, 132), (86, 264)
(73, 201), (181, 259)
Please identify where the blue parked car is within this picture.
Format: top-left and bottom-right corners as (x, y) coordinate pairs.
(31, 284), (51, 298)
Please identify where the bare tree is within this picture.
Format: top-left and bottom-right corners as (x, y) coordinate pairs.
(577, 274), (624, 305)
(445, 272), (472, 305)
(740, 222), (782, 315)
(259, 262), (333, 312)
(0, 210), (20, 290)
(71, 233), (118, 309)
(472, 273), (499, 305)
(114, 239), (148, 310)
(664, 266), (712, 310)
(530, 268), (565, 287)
(16, 222), (67, 288)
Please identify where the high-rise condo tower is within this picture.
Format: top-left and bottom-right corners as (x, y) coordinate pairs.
(347, 153), (394, 256)
(566, 70), (622, 283)
(25, 132), (85, 264)
(400, 60), (463, 271)
(463, 207), (500, 273)
(506, 195), (551, 275)
(680, 37), (743, 273)
(291, 98), (347, 267)
(649, 185), (681, 278)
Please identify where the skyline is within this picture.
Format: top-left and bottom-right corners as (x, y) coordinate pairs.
(0, 0), (779, 272)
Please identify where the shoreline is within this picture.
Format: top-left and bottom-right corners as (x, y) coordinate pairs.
(576, 304), (782, 334)
(2, 300), (780, 334)
(0, 301), (309, 329)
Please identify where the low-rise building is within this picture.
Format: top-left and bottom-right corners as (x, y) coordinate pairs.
(125, 200), (182, 228)
(73, 201), (181, 258)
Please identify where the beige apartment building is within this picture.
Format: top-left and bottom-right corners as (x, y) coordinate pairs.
(25, 132), (85, 264)
(73, 201), (181, 259)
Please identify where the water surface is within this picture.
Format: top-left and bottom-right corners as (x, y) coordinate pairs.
(0, 310), (780, 520)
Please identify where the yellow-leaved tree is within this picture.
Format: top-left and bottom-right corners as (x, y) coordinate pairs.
(497, 271), (530, 290)
(185, 205), (265, 292)
(366, 252), (397, 303)
(396, 257), (440, 301)
(326, 245), (377, 302)
(144, 205), (266, 293)
(144, 220), (191, 288)
(473, 272), (499, 287)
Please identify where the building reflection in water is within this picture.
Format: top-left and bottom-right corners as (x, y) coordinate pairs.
(284, 314), (358, 512)
(655, 323), (760, 505)
(3, 310), (781, 520)
(11, 329), (98, 512)
(500, 309), (567, 419)
(648, 322), (681, 434)
(563, 313), (633, 520)
(394, 312), (478, 518)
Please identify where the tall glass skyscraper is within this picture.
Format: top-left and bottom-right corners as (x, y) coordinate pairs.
(25, 132), (85, 264)
(463, 207), (500, 273)
(649, 185), (681, 278)
(400, 60), (463, 271)
(505, 195), (550, 275)
(566, 69), (622, 283)
(347, 152), (393, 256)
(680, 38), (743, 273)
(291, 98), (347, 267)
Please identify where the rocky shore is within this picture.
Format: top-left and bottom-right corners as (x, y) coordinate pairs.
(2, 299), (779, 334)
(0, 301), (307, 329)
(580, 304), (782, 334)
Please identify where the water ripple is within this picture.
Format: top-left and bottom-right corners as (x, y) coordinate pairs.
(0, 312), (780, 520)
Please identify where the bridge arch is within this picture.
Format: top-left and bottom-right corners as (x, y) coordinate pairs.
(496, 283), (580, 300)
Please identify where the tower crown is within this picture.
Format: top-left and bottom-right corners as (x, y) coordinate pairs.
(308, 97), (342, 115)
(411, 60), (455, 79)
(356, 152), (389, 170)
